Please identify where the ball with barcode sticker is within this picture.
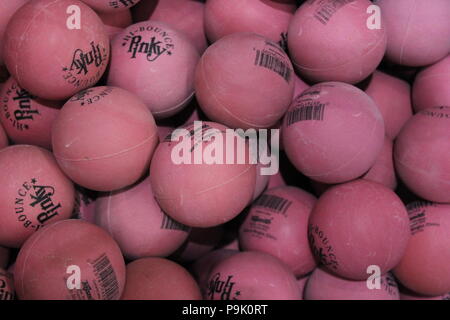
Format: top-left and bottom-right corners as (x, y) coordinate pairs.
(107, 21), (200, 119)
(95, 176), (190, 260)
(375, 0), (450, 66)
(394, 202), (450, 296)
(394, 106), (450, 203)
(0, 77), (62, 150)
(282, 82), (384, 184)
(288, 0), (386, 84)
(239, 186), (317, 277)
(81, 0), (141, 12)
(204, 0), (296, 47)
(304, 268), (400, 300)
(308, 179), (410, 280)
(0, 145), (75, 248)
(14, 219), (126, 300)
(195, 32), (294, 129)
(121, 257), (202, 300)
(150, 121), (256, 228)
(412, 55), (450, 113)
(3, 0), (110, 100)
(52, 86), (159, 192)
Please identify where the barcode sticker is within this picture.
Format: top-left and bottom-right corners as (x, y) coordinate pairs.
(161, 213), (190, 232)
(286, 102), (326, 126)
(92, 253), (119, 300)
(313, 0), (356, 25)
(254, 194), (292, 214)
(254, 49), (292, 83)
(406, 201), (434, 211)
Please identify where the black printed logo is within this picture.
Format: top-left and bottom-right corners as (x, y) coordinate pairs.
(15, 178), (62, 230)
(122, 26), (175, 62)
(1, 82), (39, 131)
(207, 273), (240, 300)
(69, 87), (113, 106)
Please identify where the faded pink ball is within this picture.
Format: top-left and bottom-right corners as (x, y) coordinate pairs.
(240, 186), (317, 277)
(413, 55), (450, 112)
(365, 71), (413, 140)
(282, 82), (384, 184)
(14, 219), (126, 300)
(150, 121), (256, 227)
(195, 32), (294, 129)
(108, 21), (200, 118)
(0, 77), (61, 149)
(3, 0), (110, 100)
(376, 0), (450, 66)
(288, 0), (386, 83)
(308, 180), (410, 280)
(394, 202), (450, 296)
(95, 176), (190, 260)
(394, 106), (450, 203)
(52, 86), (158, 192)
(0, 145), (75, 248)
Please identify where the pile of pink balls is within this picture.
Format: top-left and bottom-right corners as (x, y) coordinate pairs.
(0, 0), (449, 300)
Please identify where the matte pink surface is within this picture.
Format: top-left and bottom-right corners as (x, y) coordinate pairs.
(413, 55), (450, 112)
(394, 106), (450, 203)
(52, 86), (158, 192)
(150, 121), (256, 227)
(121, 257), (202, 300)
(0, 145), (75, 248)
(304, 268), (400, 300)
(108, 21), (200, 118)
(288, 0), (386, 83)
(14, 219), (126, 300)
(206, 251), (301, 300)
(240, 186), (317, 277)
(282, 82), (384, 184)
(394, 202), (450, 296)
(204, 0), (296, 46)
(308, 180), (410, 280)
(195, 32), (294, 129)
(3, 0), (110, 100)
(362, 137), (397, 190)
(376, 0), (450, 66)
(95, 176), (190, 260)
(0, 78), (61, 149)
(0, 0), (28, 66)
(365, 71), (413, 139)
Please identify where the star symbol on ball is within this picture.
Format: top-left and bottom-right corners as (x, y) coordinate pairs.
(31, 178), (37, 184)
